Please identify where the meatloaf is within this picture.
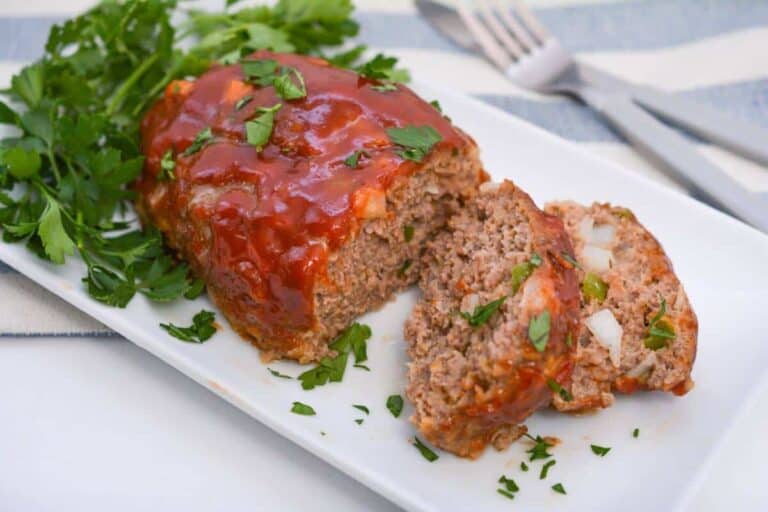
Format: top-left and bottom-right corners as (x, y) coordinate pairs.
(405, 181), (581, 458)
(544, 202), (698, 412)
(136, 52), (485, 362)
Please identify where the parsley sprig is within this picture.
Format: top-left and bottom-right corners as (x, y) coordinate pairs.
(298, 323), (371, 390)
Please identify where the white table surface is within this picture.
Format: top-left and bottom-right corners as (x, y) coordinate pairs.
(2, 0), (767, 510)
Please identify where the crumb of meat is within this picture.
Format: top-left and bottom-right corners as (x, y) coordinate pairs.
(545, 201), (698, 412)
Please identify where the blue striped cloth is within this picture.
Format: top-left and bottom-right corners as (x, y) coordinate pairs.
(0, 0), (767, 335)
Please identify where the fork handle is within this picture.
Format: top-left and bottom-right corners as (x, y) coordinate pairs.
(630, 85), (768, 167)
(579, 89), (768, 232)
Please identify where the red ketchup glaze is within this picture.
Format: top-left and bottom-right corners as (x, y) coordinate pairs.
(137, 52), (471, 344)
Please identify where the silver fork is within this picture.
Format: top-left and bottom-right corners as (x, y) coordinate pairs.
(454, 0), (768, 232)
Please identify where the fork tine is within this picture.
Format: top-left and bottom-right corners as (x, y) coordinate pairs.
(491, 0), (538, 51)
(457, 1), (513, 70)
(509, 0), (552, 43)
(476, 0), (524, 59)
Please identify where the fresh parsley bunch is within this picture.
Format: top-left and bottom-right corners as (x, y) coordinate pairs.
(0, 0), (407, 309)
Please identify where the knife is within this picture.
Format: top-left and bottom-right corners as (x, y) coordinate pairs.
(416, 0), (768, 168)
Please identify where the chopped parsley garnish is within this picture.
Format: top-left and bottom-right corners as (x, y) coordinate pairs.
(644, 298), (676, 350)
(386, 125), (442, 162)
(528, 310), (551, 352)
(370, 83), (398, 92)
(547, 378), (573, 402)
(525, 434), (553, 461)
(234, 95), (253, 111)
(520, 461), (529, 471)
(353, 404), (370, 415)
(344, 150), (368, 168)
(242, 59), (279, 85)
(413, 437), (439, 462)
(386, 394), (404, 418)
(159, 149), (176, 180)
(357, 53), (410, 84)
(460, 296), (507, 327)
(184, 278), (206, 300)
(565, 332), (573, 347)
(540, 459), (556, 479)
(498, 475), (519, 493)
(268, 368), (292, 379)
(497, 489), (515, 500)
(182, 127), (213, 156)
(160, 310), (217, 343)
(552, 483), (566, 495)
(355, 418), (364, 425)
(582, 272), (608, 302)
(403, 224), (415, 242)
(591, 444), (611, 457)
(298, 323), (371, 390)
(397, 259), (413, 278)
(561, 252), (581, 269)
(273, 67), (307, 100)
(633, 428), (640, 438)
(510, 253), (542, 294)
(246, 103), (282, 151)
(291, 401), (316, 416)
(430, 100), (443, 113)
(354, 364), (370, 371)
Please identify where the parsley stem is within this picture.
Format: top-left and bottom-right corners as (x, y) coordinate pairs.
(106, 53), (161, 116)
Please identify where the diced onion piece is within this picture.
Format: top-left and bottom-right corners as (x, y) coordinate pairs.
(590, 224), (617, 247)
(581, 245), (613, 273)
(463, 293), (480, 312)
(424, 183), (440, 195)
(577, 216), (594, 240)
(479, 181), (501, 194)
(626, 352), (657, 378)
(584, 309), (623, 367)
(354, 187), (387, 219)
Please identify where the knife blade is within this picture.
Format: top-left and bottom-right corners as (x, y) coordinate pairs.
(415, 0), (768, 167)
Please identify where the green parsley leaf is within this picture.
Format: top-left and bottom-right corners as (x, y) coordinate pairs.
(184, 278), (206, 300)
(38, 197), (75, 264)
(182, 127), (213, 156)
(528, 310), (551, 352)
(2, 146), (41, 179)
(511, 253), (542, 294)
(268, 368), (292, 379)
(561, 252), (582, 269)
(530, 253), (543, 266)
(298, 323), (371, 389)
(246, 104), (282, 151)
(633, 428), (640, 438)
(355, 418), (364, 425)
(525, 434), (553, 461)
(353, 404), (370, 415)
(540, 459), (556, 479)
(547, 378), (573, 402)
(582, 272), (608, 303)
(644, 298), (676, 350)
(413, 437), (439, 462)
(430, 100), (443, 113)
(291, 401), (316, 416)
(498, 475), (519, 493)
(159, 149), (176, 181)
(273, 67), (307, 100)
(241, 59), (278, 86)
(160, 310), (217, 343)
(403, 224), (414, 242)
(343, 150), (368, 168)
(357, 53), (410, 83)
(386, 125), (442, 162)
(234, 95), (253, 111)
(591, 444), (611, 457)
(460, 296), (507, 327)
(520, 461), (529, 472)
(497, 489), (515, 500)
(552, 483), (566, 495)
(353, 364), (370, 371)
(397, 259), (413, 278)
(386, 394), (404, 418)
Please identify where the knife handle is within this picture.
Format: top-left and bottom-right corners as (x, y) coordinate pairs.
(579, 88), (768, 233)
(630, 85), (768, 168)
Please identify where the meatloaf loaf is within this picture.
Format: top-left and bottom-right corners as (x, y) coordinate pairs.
(405, 181), (581, 458)
(544, 202), (698, 412)
(136, 52), (485, 362)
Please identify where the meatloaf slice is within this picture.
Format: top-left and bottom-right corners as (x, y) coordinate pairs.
(136, 52), (485, 363)
(405, 181), (580, 458)
(544, 202), (698, 412)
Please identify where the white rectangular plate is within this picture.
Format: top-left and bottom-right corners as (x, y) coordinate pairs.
(2, 81), (768, 512)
